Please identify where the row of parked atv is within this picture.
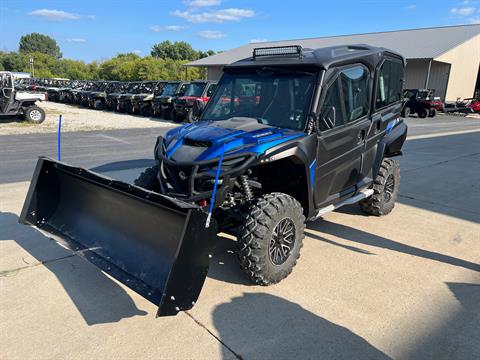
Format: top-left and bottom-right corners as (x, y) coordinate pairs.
(17, 78), (218, 123)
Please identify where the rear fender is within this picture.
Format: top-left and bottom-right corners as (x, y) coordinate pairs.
(373, 122), (407, 177)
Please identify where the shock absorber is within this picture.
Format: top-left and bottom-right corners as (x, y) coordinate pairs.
(239, 175), (253, 201)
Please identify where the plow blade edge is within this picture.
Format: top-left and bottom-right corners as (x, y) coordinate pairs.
(19, 157), (217, 317)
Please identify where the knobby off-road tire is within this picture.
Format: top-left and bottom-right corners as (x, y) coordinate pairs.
(237, 193), (305, 285)
(418, 107), (429, 118)
(134, 165), (160, 192)
(24, 105), (46, 124)
(401, 106), (411, 118)
(429, 108), (437, 118)
(93, 99), (105, 110)
(359, 158), (400, 216)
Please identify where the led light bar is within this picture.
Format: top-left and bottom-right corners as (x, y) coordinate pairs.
(253, 45), (303, 59)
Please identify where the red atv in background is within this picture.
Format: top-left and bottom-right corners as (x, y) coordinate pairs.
(402, 89), (443, 118)
(444, 97), (480, 114)
(466, 98), (480, 113)
(173, 81), (217, 123)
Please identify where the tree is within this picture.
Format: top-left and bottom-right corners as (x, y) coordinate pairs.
(19, 33), (62, 59)
(151, 41), (199, 61)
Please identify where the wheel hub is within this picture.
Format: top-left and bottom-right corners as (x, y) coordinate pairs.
(269, 218), (295, 265)
(384, 174), (395, 202)
(30, 110), (42, 121)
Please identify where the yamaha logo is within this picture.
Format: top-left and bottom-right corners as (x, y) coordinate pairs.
(178, 171), (187, 180)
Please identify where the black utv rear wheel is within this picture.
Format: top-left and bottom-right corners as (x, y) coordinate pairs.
(237, 193), (305, 285)
(24, 106), (46, 124)
(429, 108), (437, 118)
(359, 158), (400, 216)
(418, 108), (429, 118)
(134, 166), (160, 192)
(162, 108), (172, 120)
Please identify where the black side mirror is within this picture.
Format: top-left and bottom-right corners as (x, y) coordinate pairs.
(317, 106), (336, 131)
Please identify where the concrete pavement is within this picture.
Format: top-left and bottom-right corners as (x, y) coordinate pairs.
(1, 116), (479, 359)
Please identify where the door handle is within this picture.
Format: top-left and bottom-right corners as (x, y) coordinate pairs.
(357, 129), (366, 143)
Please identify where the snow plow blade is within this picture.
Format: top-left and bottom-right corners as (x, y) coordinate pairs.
(19, 157), (217, 317)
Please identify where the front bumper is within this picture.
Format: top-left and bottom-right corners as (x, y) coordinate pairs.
(154, 137), (257, 203)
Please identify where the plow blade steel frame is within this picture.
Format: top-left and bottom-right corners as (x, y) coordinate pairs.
(19, 157), (217, 317)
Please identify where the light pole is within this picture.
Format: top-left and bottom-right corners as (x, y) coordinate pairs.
(29, 57), (35, 77)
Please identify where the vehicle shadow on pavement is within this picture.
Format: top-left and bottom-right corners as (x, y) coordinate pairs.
(402, 282), (480, 359)
(307, 219), (480, 272)
(0, 211), (148, 325)
(213, 293), (390, 359)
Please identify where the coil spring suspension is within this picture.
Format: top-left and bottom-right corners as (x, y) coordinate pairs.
(239, 175), (253, 201)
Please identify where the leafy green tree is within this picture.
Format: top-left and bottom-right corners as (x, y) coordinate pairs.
(19, 33), (62, 59)
(151, 41), (214, 61)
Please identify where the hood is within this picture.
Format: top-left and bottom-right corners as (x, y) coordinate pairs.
(133, 93), (153, 101)
(164, 117), (304, 162)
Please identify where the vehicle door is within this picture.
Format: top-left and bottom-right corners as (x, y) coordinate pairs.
(0, 74), (14, 113)
(314, 64), (372, 207)
(363, 57), (405, 184)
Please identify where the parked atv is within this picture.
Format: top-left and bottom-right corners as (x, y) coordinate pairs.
(59, 80), (85, 103)
(84, 81), (113, 110)
(46, 79), (70, 102)
(0, 71), (46, 123)
(152, 81), (189, 119)
(173, 81), (217, 123)
(20, 44), (407, 316)
(105, 82), (127, 111)
(116, 82), (143, 113)
(130, 81), (166, 116)
(402, 89), (441, 118)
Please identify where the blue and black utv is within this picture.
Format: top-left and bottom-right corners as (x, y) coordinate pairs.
(20, 44), (407, 317)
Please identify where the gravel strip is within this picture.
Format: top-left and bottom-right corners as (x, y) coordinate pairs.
(0, 101), (174, 135)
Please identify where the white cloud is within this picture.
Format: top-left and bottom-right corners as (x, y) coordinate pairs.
(66, 38), (86, 43)
(28, 9), (81, 21)
(133, 50), (142, 54)
(165, 25), (187, 31)
(185, 0), (222, 7)
(198, 30), (227, 39)
(150, 25), (187, 32)
(406, 5), (417, 10)
(250, 39), (267, 43)
(172, 8), (255, 23)
(450, 6), (476, 16)
(469, 16), (480, 23)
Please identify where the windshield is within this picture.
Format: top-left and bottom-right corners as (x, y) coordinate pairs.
(161, 83), (179, 96)
(139, 82), (156, 93)
(201, 70), (316, 131)
(184, 82), (206, 97)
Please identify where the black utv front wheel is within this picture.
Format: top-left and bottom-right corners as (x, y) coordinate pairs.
(24, 106), (46, 124)
(93, 99), (105, 110)
(133, 165), (160, 192)
(237, 193), (305, 285)
(401, 106), (411, 118)
(359, 158), (400, 216)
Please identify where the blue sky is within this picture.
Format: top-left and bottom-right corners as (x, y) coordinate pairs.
(1, 0), (479, 62)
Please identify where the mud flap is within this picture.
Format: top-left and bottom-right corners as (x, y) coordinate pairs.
(19, 157), (217, 317)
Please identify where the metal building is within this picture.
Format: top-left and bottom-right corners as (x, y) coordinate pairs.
(186, 24), (480, 102)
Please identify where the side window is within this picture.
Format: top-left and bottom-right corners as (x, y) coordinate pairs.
(339, 66), (370, 122)
(319, 79), (345, 131)
(206, 84), (216, 97)
(376, 59), (404, 108)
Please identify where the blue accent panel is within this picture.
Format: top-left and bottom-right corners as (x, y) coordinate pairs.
(386, 118), (400, 135)
(309, 159), (316, 189)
